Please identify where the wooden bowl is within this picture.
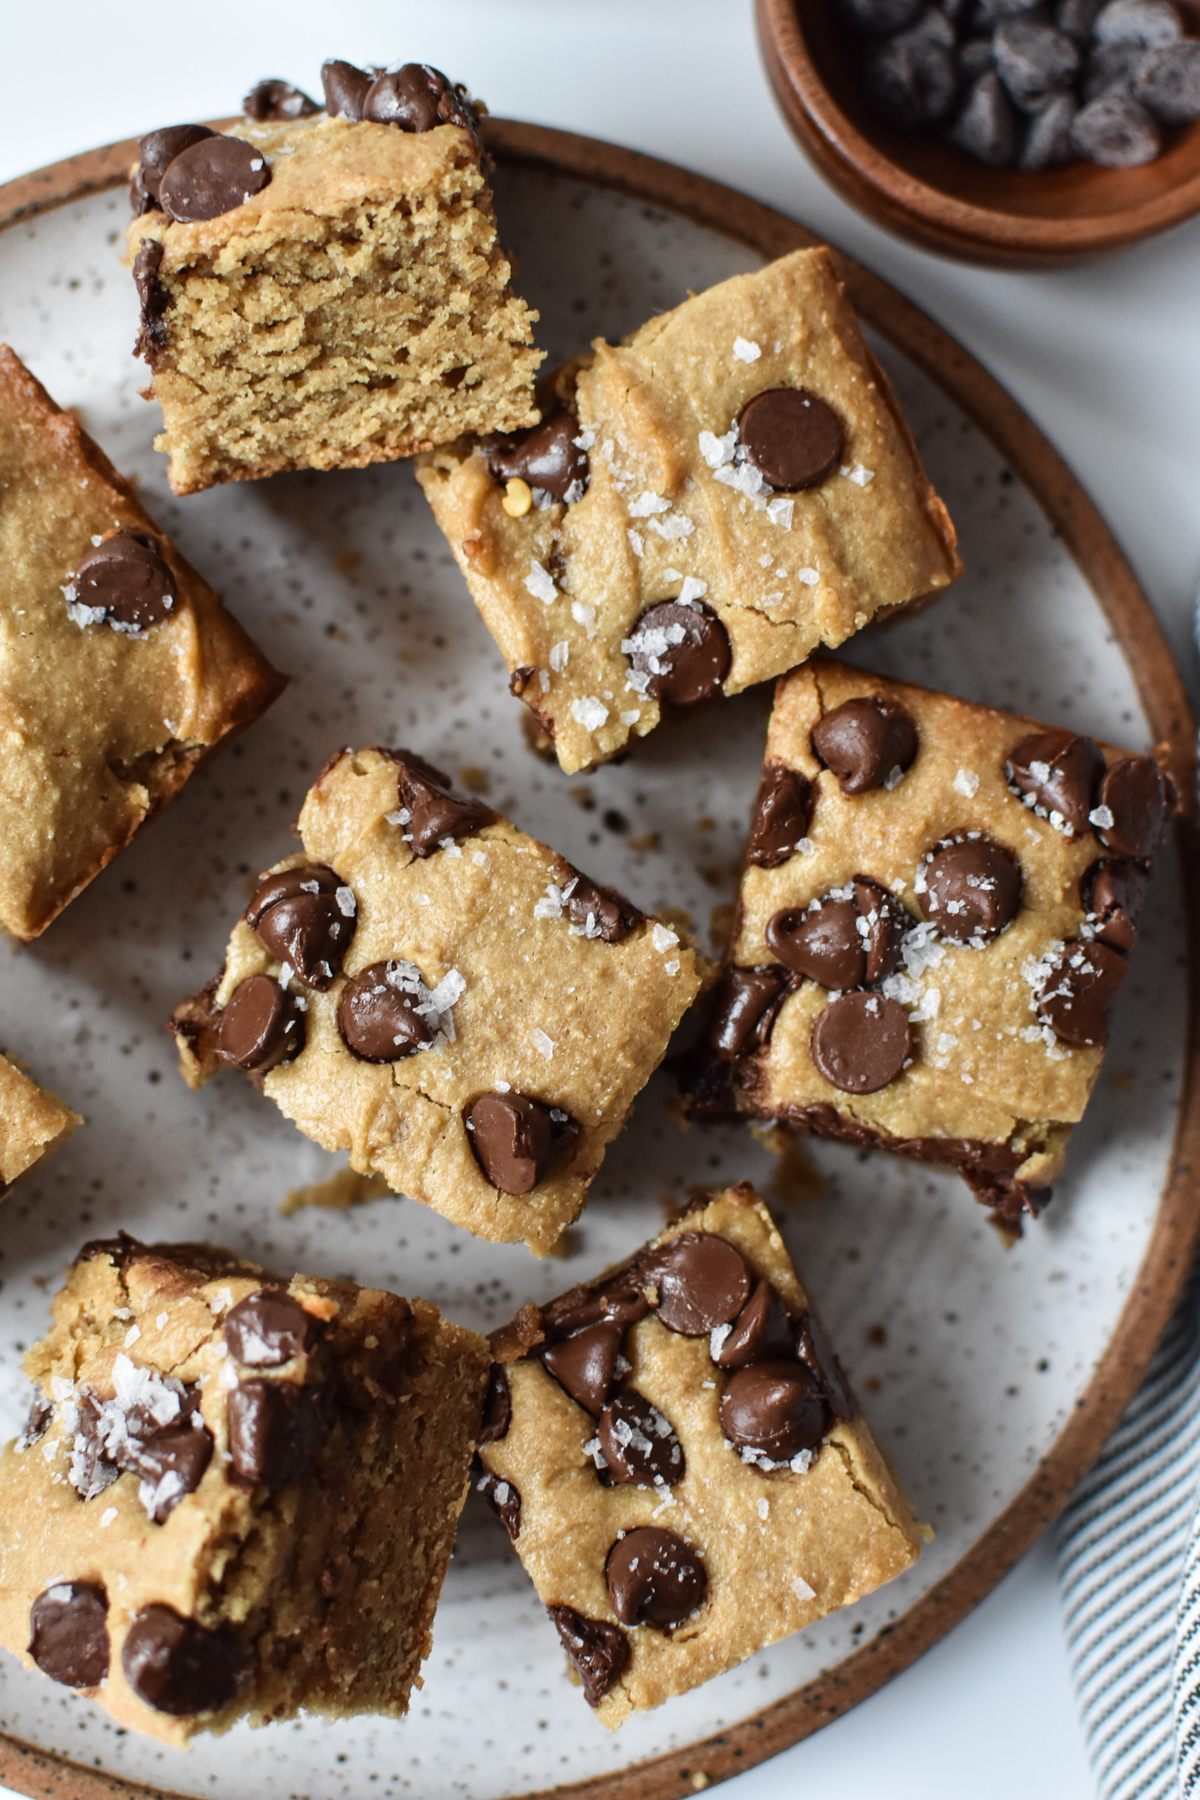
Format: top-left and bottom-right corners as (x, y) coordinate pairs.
(758, 0), (1200, 265)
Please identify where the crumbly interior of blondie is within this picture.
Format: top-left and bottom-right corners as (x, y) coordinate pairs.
(128, 116), (541, 494)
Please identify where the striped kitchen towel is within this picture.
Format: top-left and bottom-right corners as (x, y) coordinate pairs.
(1057, 1263), (1200, 1800)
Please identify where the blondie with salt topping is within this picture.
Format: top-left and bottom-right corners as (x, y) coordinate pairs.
(416, 247), (961, 775)
(684, 660), (1171, 1228)
(477, 1183), (921, 1727)
(0, 1234), (489, 1743)
(170, 747), (706, 1254)
(0, 1052), (81, 1195)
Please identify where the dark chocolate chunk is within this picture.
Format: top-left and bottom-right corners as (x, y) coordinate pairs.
(919, 837), (1021, 942)
(811, 696), (918, 796)
(1135, 40), (1200, 122)
(627, 601), (731, 706)
(122, 1605), (244, 1716)
(224, 1292), (319, 1367)
(215, 974), (305, 1074)
(1081, 857), (1149, 952)
(479, 1363), (512, 1443)
(226, 1382), (321, 1488)
(159, 135), (271, 224)
(1093, 755), (1169, 861)
(18, 1389), (51, 1449)
(737, 388), (845, 491)
(993, 18), (1080, 108)
(745, 763), (814, 868)
(546, 1605), (629, 1707)
(321, 59), (373, 119)
(810, 992), (912, 1094)
(247, 863), (356, 989)
(713, 1280), (794, 1369)
(1036, 939), (1129, 1047)
(70, 531), (176, 634)
(136, 125), (217, 206)
(1019, 95), (1078, 171)
(705, 965), (790, 1059)
(477, 1469), (521, 1540)
(1070, 87), (1162, 161)
(69, 1391), (119, 1501)
(542, 1320), (623, 1415)
(639, 1232), (751, 1336)
(597, 1392), (685, 1488)
(337, 962), (434, 1062)
(29, 1582), (109, 1688)
(466, 1092), (578, 1194)
(865, 12), (960, 127)
(132, 240), (171, 361)
(1005, 728), (1104, 836)
(542, 1272), (650, 1339)
(837, 0), (925, 31)
(488, 409), (589, 502)
(796, 1311), (858, 1422)
(606, 1527), (707, 1628)
(77, 1229), (144, 1270)
(242, 79), (319, 121)
(126, 1421), (214, 1523)
(392, 755), (495, 855)
(767, 878), (906, 990)
(363, 63), (475, 133)
(559, 870), (643, 943)
(719, 1360), (829, 1461)
(950, 69), (1020, 163)
(1093, 0), (1182, 44)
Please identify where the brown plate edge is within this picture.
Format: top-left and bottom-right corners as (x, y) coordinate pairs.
(0, 118), (1194, 1800)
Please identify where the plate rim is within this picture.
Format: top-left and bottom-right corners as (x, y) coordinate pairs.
(0, 116), (1196, 1800)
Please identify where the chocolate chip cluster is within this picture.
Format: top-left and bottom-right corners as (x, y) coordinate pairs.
(28, 1582), (244, 1717)
(131, 126), (271, 223)
(839, 0), (1200, 170)
(480, 1227), (854, 1707)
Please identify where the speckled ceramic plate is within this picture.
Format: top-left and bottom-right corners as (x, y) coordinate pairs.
(0, 123), (1195, 1800)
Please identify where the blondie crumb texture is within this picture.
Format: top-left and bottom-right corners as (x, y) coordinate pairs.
(0, 1053), (81, 1192)
(686, 660), (1171, 1228)
(0, 347), (284, 940)
(128, 115), (542, 495)
(171, 747), (707, 1254)
(0, 1236), (489, 1744)
(479, 1183), (921, 1727)
(417, 247), (961, 774)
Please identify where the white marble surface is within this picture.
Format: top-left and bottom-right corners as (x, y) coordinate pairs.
(3, 2), (1198, 1796)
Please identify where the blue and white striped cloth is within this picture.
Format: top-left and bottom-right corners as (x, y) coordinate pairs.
(1057, 1264), (1200, 1800)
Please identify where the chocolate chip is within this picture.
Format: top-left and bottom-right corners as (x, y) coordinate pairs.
(719, 1360), (829, 1461)
(1094, 755), (1168, 860)
(1006, 728), (1104, 835)
(627, 601), (732, 705)
(546, 1605), (629, 1707)
(1019, 90), (1079, 167)
(159, 135), (271, 225)
(363, 63), (476, 133)
(132, 240), (170, 361)
(919, 837), (1021, 942)
(122, 1605), (244, 1716)
(69, 1391), (118, 1501)
(1094, 0), (1182, 45)
(1036, 939), (1129, 1046)
(321, 59), (373, 119)
(865, 13), (960, 127)
(392, 754), (495, 855)
(70, 532), (176, 634)
(466, 1092), (578, 1194)
(950, 69), (1020, 164)
(242, 79), (319, 121)
(225, 1292), (319, 1367)
(994, 18), (1080, 107)
(1070, 86), (1162, 162)
(597, 1391), (686, 1487)
(488, 409), (589, 501)
(837, 0), (924, 31)
(247, 864), (356, 989)
(737, 388), (845, 491)
(126, 1422), (214, 1523)
(18, 1390), (51, 1449)
(713, 1280), (794, 1369)
(215, 974), (305, 1073)
(811, 696), (918, 795)
(227, 1382), (321, 1488)
(1081, 38), (1147, 99)
(767, 878), (906, 990)
(1135, 40), (1200, 121)
(705, 965), (790, 1058)
(542, 1273), (650, 1339)
(606, 1527), (707, 1628)
(77, 1230), (145, 1271)
(1081, 857), (1149, 951)
(136, 125), (217, 206)
(746, 764), (814, 868)
(796, 1311), (858, 1422)
(542, 1320), (623, 1415)
(1057, 0), (1104, 37)
(639, 1232), (751, 1336)
(29, 1583), (109, 1688)
(559, 868), (643, 943)
(477, 1469), (521, 1540)
(337, 962), (434, 1062)
(810, 992), (912, 1094)
(479, 1364), (512, 1443)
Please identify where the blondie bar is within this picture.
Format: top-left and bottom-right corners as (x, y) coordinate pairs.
(0, 1053), (81, 1195)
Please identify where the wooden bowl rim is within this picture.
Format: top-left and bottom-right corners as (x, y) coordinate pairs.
(758, 0), (1200, 262)
(0, 116), (1196, 1800)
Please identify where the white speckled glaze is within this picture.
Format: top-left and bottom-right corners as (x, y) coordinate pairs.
(0, 166), (1181, 1798)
